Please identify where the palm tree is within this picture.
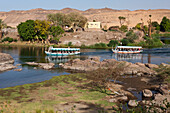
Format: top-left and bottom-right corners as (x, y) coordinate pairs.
(0, 19), (6, 39)
(118, 16), (126, 27)
(148, 15), (152, 38)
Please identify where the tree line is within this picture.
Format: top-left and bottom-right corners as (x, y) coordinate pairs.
(17, 12), (87, 43)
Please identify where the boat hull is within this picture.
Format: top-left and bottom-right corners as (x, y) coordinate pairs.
(45, 51), (80, 56)
(112, 50), (143, 54)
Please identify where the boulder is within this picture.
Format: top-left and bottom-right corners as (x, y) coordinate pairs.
(38, 63), (55, 70)
(14, 68), (22, 71)
(0, 64), (17, 72)
(145, 63), (159, 69)
(128, 100), (138, 107)
(0, 53), (14, 65)
(0, 53), (16, 72)
(25, 62), (39, 66)
(153, 93), (170, 107)
(159, 84), (169, 95)
(142, 89), (153, 98)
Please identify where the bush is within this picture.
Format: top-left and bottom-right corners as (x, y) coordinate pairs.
(120, 39), (129, 46)
(107, 40), (119, 47)
(120, 25), (128, 32)
(2, 37), (14, 43)
(68, 42), (72, 46)
(14, 39), (18, 42)
(8, 38), (13, 42)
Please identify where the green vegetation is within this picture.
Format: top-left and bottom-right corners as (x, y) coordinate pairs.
(119, 25), (128, 32)
(0, 73), (115, 112)
(47, 12), (87, 31)
(1, 37), (16, 43)
(107, 40), (119, 47)
(17, 20), (64, 43)
(160, 17), (170, 32)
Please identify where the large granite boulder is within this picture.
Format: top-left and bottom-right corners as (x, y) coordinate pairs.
(0, 53), (16, 72)
(142, 89), (153, 98)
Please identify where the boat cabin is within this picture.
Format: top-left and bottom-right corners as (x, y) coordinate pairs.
(112, 46), (143, 54)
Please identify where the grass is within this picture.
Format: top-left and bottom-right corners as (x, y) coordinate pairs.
(0, 73), (114, 112)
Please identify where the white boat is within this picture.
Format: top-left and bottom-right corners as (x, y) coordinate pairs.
(45, 46), (80, 56)
(112, 46), (143, 54)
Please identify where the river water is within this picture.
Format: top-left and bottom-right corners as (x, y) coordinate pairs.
(0, 46), (170, 88)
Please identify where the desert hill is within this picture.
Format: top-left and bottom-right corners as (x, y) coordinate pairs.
(0, 8), (170, 28)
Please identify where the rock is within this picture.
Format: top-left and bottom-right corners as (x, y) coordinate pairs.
(0, 53), (14, 65)
(145, 63), (159, 69)
(108, 98), (117, 103)
(127, 87), (136, 91)
(16, 64), (21, 66)
(33, 67), (37, 69)
(128, 100), (138, 107)
(153, 93), (170, 107)
(14, 68), (22, 71)
(0, 64), (17, 72)
(159, 84), (169, 95)
(142, 89), (153, 98)
(25, 62), (39, 66)
(25, 62), (55, 70)
(160, 63), (170, 67)
(136, 73), (143, 76)
(60, 57), (157, 75)
(0, 53), (16, 72)
(117, 95), (128, 102)
(89, 56), (100, 62)
(38, 63), (55, 70)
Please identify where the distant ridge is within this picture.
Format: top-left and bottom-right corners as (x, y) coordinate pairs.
(0, 8), (170, 28)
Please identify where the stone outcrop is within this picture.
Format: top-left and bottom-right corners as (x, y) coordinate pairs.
(128, 100), (138, 107)
(142, 89), (153, 98)
(59, 57), (157, 75)
(0, 53), (16, 72)
(26, 62), (55, 70)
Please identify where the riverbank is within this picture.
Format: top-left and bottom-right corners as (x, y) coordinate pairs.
(0, 64), (169, 112)
(0, 39), (167, 49)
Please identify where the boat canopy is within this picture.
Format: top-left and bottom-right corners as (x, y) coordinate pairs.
(116, 46), (142, 49)
(51, 48), (80, 51)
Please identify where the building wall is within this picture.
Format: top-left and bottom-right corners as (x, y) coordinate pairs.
(87, 22), (101, 29)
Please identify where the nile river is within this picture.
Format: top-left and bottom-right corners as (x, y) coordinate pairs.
(0, 46), (170, 88)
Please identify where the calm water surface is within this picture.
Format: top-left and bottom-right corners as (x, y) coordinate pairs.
(0, 46), (170, 88)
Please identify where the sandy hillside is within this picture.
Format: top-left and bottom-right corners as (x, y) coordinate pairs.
(0, 8), (170, 28)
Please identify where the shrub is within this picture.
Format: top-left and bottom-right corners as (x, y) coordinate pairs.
(120, 25), (128, 32)
(107, 40), (119, 47)
(120, 39), (129, 46)
(8, 38), (13, 42)
(68, 42), (72, 46)
(14, 39), (18, 42)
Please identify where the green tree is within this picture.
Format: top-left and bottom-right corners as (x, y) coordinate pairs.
(120, 25), (128, 32)
(107, 40), (119, 47)
(34, 20), (51, 43)
(49, 26), (64, 42)
(17, 20), (36, 41)
(118, 16), (126, 26)
(135, 23), (142, 30)
(67, 12), (87, 29)
(160, 17), (170, 32)
(121, 39), (129, 46)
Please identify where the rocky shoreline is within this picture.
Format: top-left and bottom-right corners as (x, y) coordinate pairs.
(59, 57), (158, 76)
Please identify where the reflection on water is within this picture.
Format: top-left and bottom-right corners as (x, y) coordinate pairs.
(45, 55), (81, 64)
(113, 53), (142, 61)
